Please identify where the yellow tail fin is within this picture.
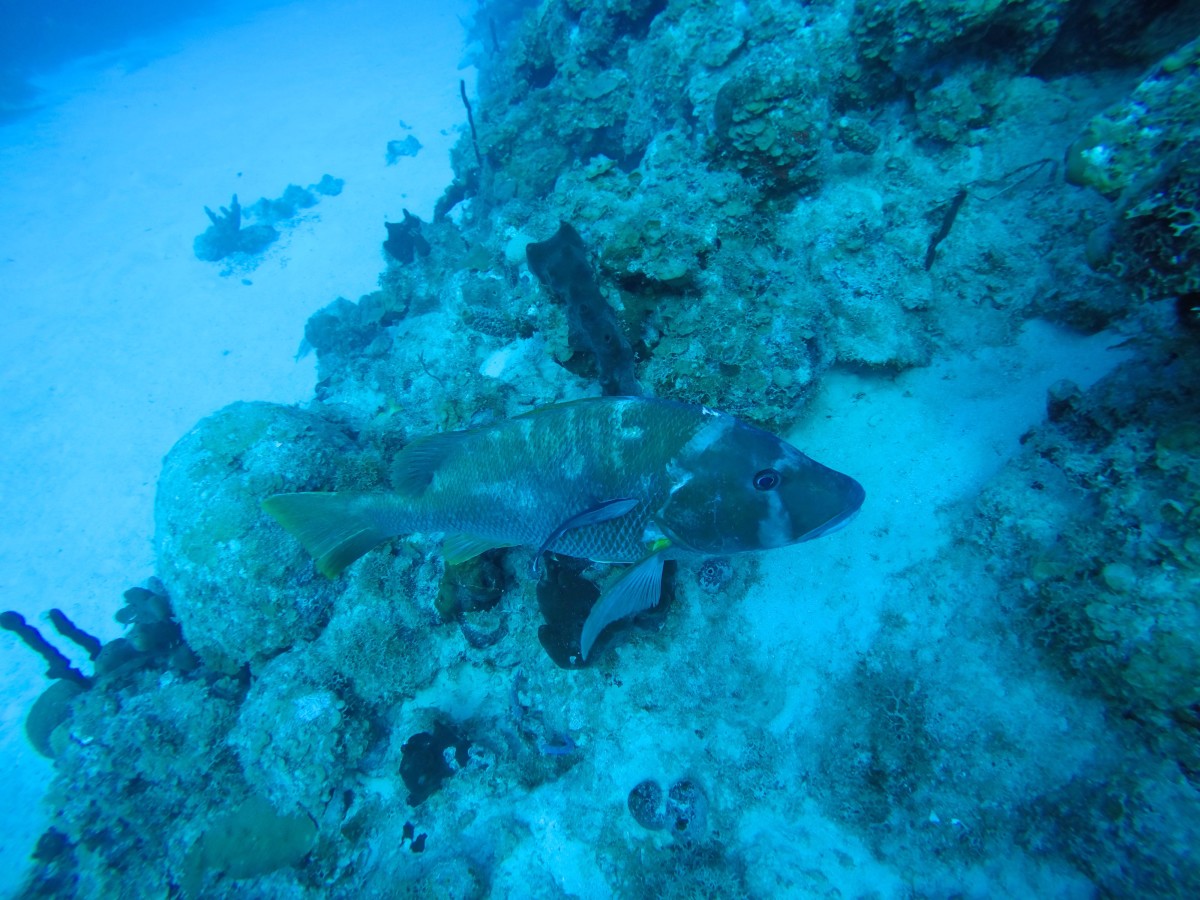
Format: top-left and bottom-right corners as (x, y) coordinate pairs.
(262, 492), (393, 577)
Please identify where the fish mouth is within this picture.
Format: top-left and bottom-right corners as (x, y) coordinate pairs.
(800, 475), (866, 541)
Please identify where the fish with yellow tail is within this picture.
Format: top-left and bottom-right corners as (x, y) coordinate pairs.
(263, 397), (865, 660)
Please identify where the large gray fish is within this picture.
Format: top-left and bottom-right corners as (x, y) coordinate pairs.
(263, 397), (864, 659)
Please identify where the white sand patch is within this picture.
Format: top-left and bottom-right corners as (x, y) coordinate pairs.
(0, 0), (471, 890)
(743, 321), (1129, 721)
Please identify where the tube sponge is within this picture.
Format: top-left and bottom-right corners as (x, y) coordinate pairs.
(0, 611), (91, 688)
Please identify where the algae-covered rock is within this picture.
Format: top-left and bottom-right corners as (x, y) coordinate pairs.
(228, 649), (368, 814)
(1066, 36), (1200, 297)
(181, 795), (316, 899)
(1065, 37), (1200, 200)
(974, 343), (1200, 770)
(711, 58), (826, 199)
(42, 673), (243, 897)
(853, 0), (1070, 89)
(311, 575), (442, 705)
(154, 401), (375, 670)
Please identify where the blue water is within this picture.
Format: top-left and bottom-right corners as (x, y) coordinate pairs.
(2, 0), (1199, 897)
(1, 0), (220, 71)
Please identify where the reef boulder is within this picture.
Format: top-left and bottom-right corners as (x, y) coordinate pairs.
(154, 401), (374, 670)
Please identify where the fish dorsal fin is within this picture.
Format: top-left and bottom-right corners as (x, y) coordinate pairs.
(443, 533), (516, 566)
(533, 497), (639, 573)
(580, 550), (668, 661)
(392, 431), (469, 495)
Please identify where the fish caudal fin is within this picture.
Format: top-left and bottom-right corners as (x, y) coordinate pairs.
(262, 492), (396, 578)
(580, 551), (667, 661)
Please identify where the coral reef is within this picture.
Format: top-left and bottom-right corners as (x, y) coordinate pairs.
(154, 401), (378, 670)
(1066, 35), (1200, 297)
(973, 332), (1200, 779)
(525, 221), (641, 395)
(14, 0), (1200, 896)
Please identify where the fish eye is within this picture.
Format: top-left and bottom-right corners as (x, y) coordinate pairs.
(753, 468), (781, 491)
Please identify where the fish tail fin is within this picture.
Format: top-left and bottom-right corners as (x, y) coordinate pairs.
(262, 492), (400, 577)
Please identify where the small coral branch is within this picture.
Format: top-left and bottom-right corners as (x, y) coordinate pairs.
(460, 79), (483, 169)
(203, 194), (242, 236)
(924, 188), (967, 271)
(193, 193), (279, 262)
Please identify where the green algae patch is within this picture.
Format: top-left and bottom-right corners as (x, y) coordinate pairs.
(181, 795), (316, 898)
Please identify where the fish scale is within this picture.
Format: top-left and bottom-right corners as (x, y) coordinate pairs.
(389, 398), (703, 562)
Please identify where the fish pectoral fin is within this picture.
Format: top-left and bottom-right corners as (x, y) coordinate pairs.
(580, 551), (666, 661)
(534, 497), (639, 572)
(443, 533), (516, 566)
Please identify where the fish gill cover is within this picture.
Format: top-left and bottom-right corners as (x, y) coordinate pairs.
(9, 0), (1200, 897)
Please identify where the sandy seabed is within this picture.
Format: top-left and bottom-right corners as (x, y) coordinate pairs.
(0, 0), (471, 890)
